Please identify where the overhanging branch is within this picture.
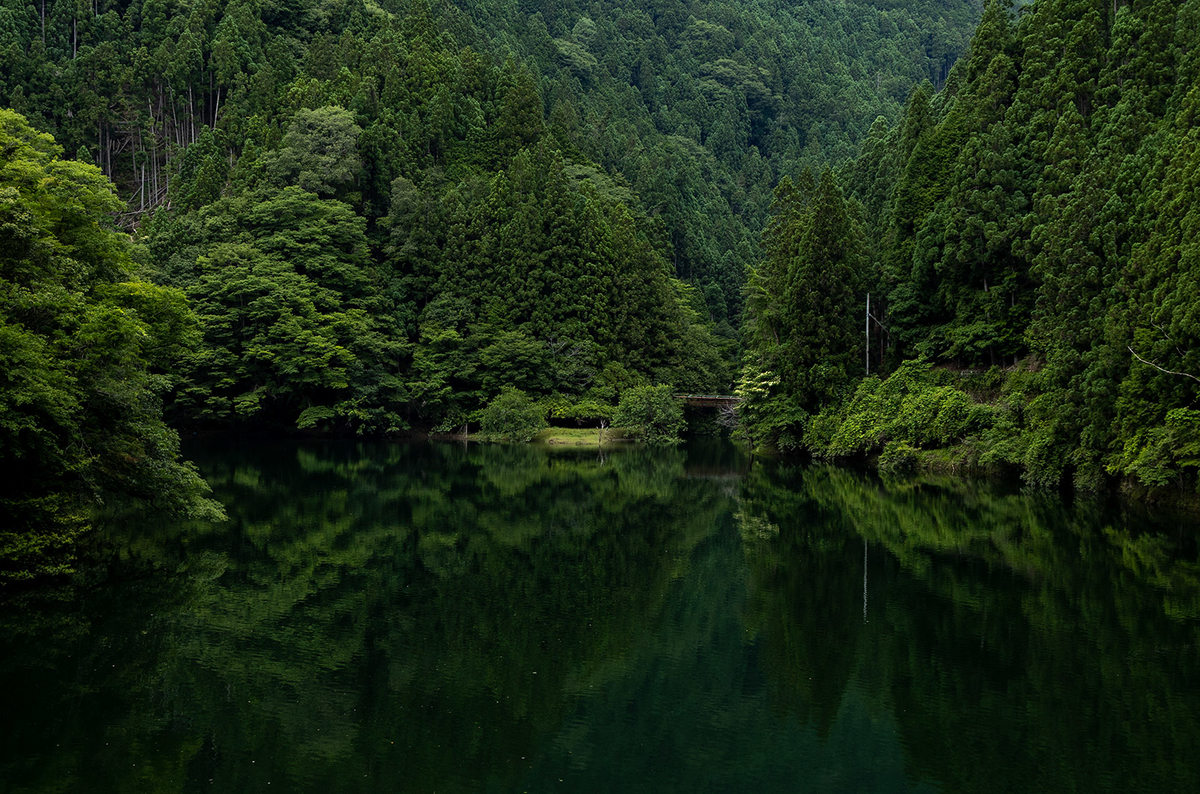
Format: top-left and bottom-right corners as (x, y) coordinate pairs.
(1128, 347), (1200, 384)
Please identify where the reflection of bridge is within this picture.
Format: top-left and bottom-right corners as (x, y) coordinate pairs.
(675, 394), (741, 408)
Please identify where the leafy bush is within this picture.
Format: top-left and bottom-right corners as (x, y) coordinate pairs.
(1115, 408), (1200, 491)
(539, 396), (614, 425)
(878, 441), (920, 476)
(613, 385), (685, 444)
(734, 363), (810, 451)
(480, 389), (546, 443)
(806, 360), (995, 458)
(895, 386), (993, 447)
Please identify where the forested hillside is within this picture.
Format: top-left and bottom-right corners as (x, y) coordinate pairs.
(1, 0), (987, 574)
(741, 0), (1200, 497)
(7, 0), (1200, 580)
(0, 0), (982, 326)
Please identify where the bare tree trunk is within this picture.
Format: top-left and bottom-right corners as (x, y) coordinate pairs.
(170, 86), (180, 149)
(139, 123), (147, 212)
(149, 99), (158, 199)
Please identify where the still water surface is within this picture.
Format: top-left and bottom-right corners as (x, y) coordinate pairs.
(2, 440), (1198, 793)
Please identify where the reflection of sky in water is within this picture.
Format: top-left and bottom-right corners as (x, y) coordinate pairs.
(0, 439), (1197, 793)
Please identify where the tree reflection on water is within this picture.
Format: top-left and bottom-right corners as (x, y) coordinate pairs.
(1, 442), (1197, 793)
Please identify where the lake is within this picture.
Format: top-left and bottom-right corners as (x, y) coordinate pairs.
(1, 439), (1198, 793)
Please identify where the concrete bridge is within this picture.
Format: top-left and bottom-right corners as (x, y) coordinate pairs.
(674, 394), (741, 408)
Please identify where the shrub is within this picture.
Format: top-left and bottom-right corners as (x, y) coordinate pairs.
(805, 359), (996, 458)
(540, 396), (614, 425)
(480, 388), (546, 442)
(879, 441), (919, 476)
(896, 385), (993, 446)
(1117, 408), (1200, 490)
(613, 385), (685, 444)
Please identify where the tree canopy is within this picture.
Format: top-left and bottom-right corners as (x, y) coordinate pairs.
(740, 0), (1200, 498)
(0, 109), (221, 584)
(5, 0), (1200, 586)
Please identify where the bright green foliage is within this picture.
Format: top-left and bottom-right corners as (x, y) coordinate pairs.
(1109, 77), (1200, 491)
(1116, 409), (1200, 491)
(5, 0), (1200, 504)
(106, 16), (735, 434)
(733, 362), (807, 453)
(810, 0), (1200, 496)
(0, 110), (221, 583)
(805, 361), (994, 459)
(540, 396), (615, 426)
(480, 388), (547, 443)
(0, 0), (988, 463)
(613, 385), (685, 445)
(148, 186), (407, 433)
(261, 107), (363, 198)
(878, 441), (920, 476)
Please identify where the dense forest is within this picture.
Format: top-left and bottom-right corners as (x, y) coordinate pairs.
(0, 0), (985, 578)
(739, 0), (1200, 499)
(3, 0), (1200, 579)
(0, 0), (981, 324)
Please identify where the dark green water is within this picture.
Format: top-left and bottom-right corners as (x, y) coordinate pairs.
(2, 440), (1199, 793)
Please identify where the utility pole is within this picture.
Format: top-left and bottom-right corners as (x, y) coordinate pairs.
(865, 293), (871, 375)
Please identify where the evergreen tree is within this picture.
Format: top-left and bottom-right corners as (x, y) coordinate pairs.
(741, 169), (865, 448)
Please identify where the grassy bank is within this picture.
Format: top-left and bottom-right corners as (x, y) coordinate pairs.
(531, 427), (633, 447)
